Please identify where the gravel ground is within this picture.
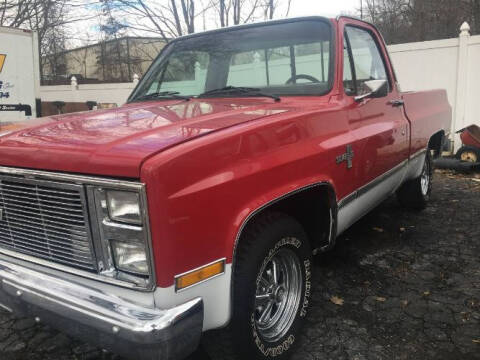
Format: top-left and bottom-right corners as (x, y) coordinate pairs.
(0, 171), (479, 360)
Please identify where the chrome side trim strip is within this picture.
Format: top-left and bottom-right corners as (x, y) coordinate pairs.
(338, 159), (408, 209)
(336, 149), (428, 236)
(337, 191), (356, 210)
(410, 148), (427, 160)
(337, 165), (406, 236)
(357, 160), (407, 197)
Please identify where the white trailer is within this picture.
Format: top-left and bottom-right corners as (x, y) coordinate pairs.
(0, 26), (40, 127)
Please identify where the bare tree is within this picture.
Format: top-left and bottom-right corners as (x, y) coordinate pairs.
(99, 0), (198, 42)
(1, 0), (97, 82)
(1, 0), (42, 27)
(359, 0), (480, 44)
(95, 1), (130, 82)
(215, 0), (286, 26)
(471, 0), (480, 33)
(101, 0), (294, 41)
(69, 33), (95, 79)
(262, 0), (291, 20)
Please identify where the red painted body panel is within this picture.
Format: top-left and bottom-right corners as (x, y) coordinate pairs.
(141, 97), (356, 286)
(0, 100), (296, 178)
(0, 17), (452, 289)
(337, 17), (410, 184)
(402, 90), (452, 154)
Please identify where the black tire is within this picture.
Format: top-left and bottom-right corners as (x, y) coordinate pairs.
(397, 150), (433, 210)
(205, 212), (312, 360)
(456, 146), (480, 163)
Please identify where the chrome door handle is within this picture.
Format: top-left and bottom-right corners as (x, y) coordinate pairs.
(389, 99), (404, 107)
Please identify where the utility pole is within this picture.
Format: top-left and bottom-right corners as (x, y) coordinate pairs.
(360, 0), (363, 20)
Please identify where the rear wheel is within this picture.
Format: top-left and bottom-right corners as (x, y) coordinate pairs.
(205, 213), (312, 360)
(397, 150), (433, 210)
(456, 146), (480, 163)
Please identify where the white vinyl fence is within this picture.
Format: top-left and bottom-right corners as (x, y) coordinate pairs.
(388, 22), (480, 152)
(39, 22), (480, 152)
(39, 78), (137, 107)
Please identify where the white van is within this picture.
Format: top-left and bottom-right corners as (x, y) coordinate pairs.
(0, 26), (40, 128)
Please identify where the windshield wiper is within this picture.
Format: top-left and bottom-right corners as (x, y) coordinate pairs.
(133, 91), (191, 102)
(197, 86), (281, 102)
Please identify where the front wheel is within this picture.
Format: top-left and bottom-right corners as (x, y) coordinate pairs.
(207, 213), (312, 360)
(397, 150), (433, 210)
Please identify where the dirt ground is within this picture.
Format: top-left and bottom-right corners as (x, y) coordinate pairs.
(0, 170), (479, 360)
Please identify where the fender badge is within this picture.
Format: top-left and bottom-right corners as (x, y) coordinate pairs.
(336, 145), (354, 169)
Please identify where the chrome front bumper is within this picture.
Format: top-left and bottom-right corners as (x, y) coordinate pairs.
(0, 258), (203, 360)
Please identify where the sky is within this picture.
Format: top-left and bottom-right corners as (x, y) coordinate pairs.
(67, 0), (361, 47)
(286, 0), (360, 18)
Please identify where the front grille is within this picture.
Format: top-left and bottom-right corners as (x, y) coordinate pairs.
(0, 176), (96, 271)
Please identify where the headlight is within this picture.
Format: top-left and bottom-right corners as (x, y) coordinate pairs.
(111, 240), (149, 275)
(91, 186), (153, 288)
(107, 191), (141, 224)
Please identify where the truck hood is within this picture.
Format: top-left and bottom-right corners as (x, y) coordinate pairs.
(0, 99), (291, 178)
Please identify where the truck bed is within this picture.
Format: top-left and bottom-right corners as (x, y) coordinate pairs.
(402, 89), (452, 155)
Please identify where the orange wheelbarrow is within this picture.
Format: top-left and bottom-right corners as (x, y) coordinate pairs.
(456, 125), (480, 163)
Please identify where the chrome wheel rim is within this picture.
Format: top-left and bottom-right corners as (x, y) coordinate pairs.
(254, 247), (302, 342)
(420, 160), (430, 196)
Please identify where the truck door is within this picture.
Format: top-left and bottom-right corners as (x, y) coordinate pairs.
(342, 23), (409, 190)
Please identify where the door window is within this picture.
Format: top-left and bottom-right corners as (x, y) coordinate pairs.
(343, 38), (355, 96)
(344, 26), (389, 96)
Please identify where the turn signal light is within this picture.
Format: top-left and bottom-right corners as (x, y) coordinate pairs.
(175, 259), (225, 291)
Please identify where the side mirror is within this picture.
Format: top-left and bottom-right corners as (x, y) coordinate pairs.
(354, 79), (388, 102)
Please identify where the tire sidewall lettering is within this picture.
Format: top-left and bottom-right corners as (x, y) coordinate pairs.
(300, 259), (311, 317)
(251, 313), (295, 357)
(251, 236), (310, 357)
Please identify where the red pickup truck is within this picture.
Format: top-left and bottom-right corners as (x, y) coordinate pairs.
(0, 16), (451, 360)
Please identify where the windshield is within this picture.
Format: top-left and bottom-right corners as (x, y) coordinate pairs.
(129, 19), (333, 102)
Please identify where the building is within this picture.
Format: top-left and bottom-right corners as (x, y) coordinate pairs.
(42, 36), (166, 85)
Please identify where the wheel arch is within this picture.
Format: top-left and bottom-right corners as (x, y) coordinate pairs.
(428, 130), (445, 157)
(229, 182), (338, 318)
